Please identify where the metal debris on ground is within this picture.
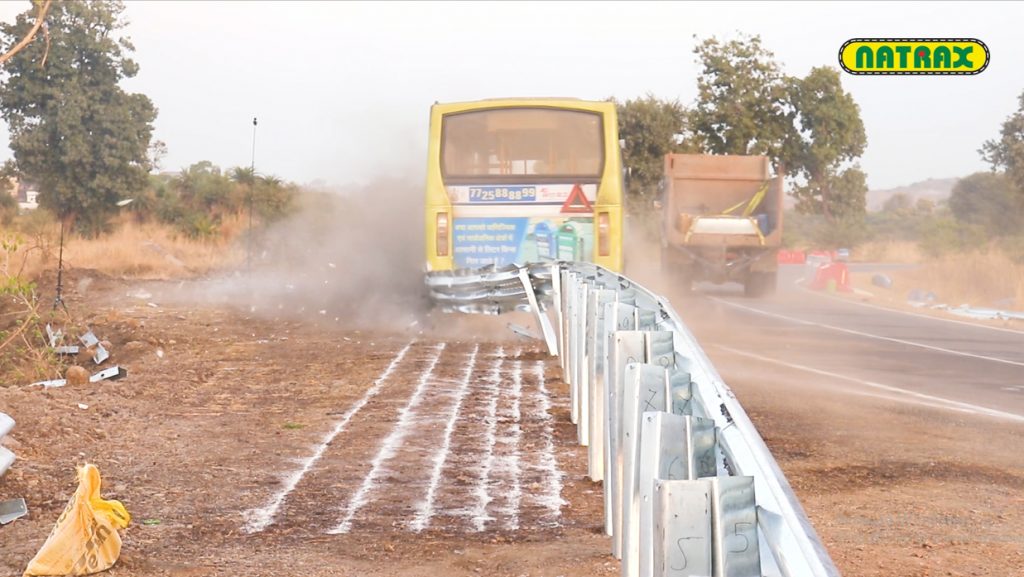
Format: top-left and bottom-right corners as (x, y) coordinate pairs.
(79, 331), (100, 349)
(0, 498), (27, 525)
(507, 323), (540, 341)
(28, 366), (128, 389)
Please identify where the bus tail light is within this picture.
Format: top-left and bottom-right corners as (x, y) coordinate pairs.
(597, 211), (610, 256)
(436, 212), (449, 257)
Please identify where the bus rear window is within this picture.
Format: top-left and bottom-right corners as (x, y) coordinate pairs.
(442, 108), (603, 179)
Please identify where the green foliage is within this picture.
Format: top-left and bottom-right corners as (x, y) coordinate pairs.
(790, 165), (868, 221)
(918, 216), (987, 258)
(0, 190), (16, 226)
(981, 90), (1024, 197)
(787, 67), (868, 220)
(612, 94), (687, 211)
(688, 35), (868, 221)
(0, 0), (156, 237)
(948, 171), (1022, 232)
(782, 210), (866, 249)
(688, 34), (794, 162)
(130, 160), (296, 239)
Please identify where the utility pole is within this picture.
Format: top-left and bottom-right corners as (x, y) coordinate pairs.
(247, 116), (257, 273)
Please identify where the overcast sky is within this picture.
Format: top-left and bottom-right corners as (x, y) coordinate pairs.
(0, 0), (1021, 190)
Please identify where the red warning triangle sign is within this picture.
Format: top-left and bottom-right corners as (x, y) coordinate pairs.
(560, 183), (593, 214)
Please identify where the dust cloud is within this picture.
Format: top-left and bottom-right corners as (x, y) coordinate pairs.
(166, 177), (538, 342)
(168, 178), (432, 331)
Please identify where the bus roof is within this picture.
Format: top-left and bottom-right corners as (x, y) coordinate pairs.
(431, 98), (616, 115)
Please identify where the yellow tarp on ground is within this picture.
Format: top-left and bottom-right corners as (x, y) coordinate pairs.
(24, 464), (130, 577)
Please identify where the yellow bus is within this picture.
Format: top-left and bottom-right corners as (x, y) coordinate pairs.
(424, 98), (624, 273)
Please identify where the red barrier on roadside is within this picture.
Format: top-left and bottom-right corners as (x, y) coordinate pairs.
(777, 250), (807, 264)
(809, 262), (852, 292)
(806, 250), (837, 263)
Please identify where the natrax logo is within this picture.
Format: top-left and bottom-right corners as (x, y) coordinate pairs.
(839, 38), (989, 75)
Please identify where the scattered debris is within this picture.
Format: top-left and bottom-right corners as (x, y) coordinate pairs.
(79, 331), (100, 349)
(507, 323), (541, 341)
(871, 274), (893, 289)
(90, 366), (127, 383)
(907, 288), (937, 304)
(947, 306), (1024, 321)
(142, 518), (161, 526)
(77, 403), (89, 410)
(29, 366), (128, 389)
(0, 498), (27, 525)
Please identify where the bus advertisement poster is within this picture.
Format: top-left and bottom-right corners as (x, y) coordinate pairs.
(452, 216), (594, 268)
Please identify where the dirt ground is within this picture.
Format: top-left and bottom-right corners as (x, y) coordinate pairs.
(2, 269), (1022, 576)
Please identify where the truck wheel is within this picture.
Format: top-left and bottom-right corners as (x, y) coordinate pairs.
(744, 271), (777, 298)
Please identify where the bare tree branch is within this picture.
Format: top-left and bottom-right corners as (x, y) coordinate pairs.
(0, 0), (53, 66)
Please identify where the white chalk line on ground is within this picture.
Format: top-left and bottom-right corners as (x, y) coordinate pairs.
(410, 344), (480, 532)
(242, 341), (414, 534)
(329, 342), (447, 534)
(709, 297), (1024, 368)
(716, 345), (1024, 423)
(471, 347), (503, 532)
(531, 360), (566, 521)
(501, 356), (525, 531)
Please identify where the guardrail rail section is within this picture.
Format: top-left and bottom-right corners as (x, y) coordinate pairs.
(428, 262), (840, 577)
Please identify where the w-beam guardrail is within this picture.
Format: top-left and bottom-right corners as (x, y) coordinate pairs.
(428, 262), (840, 577)
(0, 412), (14, 478)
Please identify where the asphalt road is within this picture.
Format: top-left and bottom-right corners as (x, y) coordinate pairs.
(681, 264), (1024, 419)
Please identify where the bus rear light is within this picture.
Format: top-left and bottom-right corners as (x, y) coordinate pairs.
(436, 212), (449, 257)
(597, 212), (610, 256)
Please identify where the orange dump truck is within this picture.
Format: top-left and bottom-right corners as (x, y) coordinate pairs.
(659, 154), (783, 297)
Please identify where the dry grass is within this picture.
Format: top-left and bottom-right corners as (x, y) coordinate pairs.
(856, 244), (1024, 310)
(893, 250), (1024, 309)
(853, 240), (921, 264)
(65, 220), (244, 279)
(2, 217), (245, 282)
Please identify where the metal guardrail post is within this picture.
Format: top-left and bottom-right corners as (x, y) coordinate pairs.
(653, 478), (713, 576)
(584, 289), (616, 448)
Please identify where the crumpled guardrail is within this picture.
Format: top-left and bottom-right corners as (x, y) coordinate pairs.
(0, 412), (14, 478)
(425, 262), (554, 315)
(428, 262), (839, 577)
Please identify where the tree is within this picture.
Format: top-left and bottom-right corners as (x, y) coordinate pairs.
(688, 34), (796, 166)
(613, 95), (687, 206)
(789, 165), (867, 221)
(948, 171), (1021, 233)
(0, 0), (156, 236)
(787, 67), (867, 220)
(981, 90), (1024, 201)
(688, 35), (868, 222)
